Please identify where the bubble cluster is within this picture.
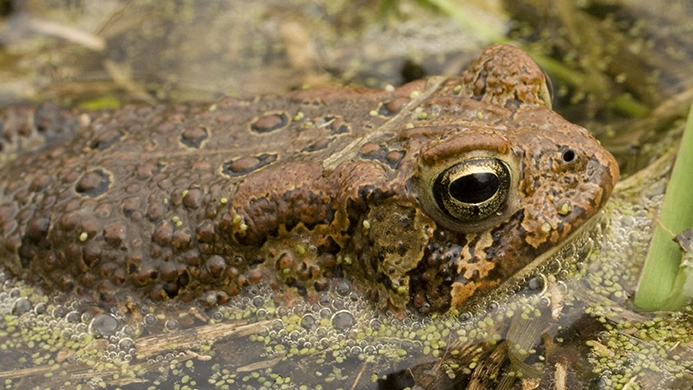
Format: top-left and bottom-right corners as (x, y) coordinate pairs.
(0, 274), (177, 388)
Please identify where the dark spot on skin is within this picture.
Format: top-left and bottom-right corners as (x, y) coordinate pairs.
(121, 196), (141, 217)
(359, 144), (405, 169)
(76, 170), (111, 198)
(377, 97), (409, 116)
(90, 129), (122, 150)
(221, 154), (277, 177)
(385, 150), (405, 167)
(250, 113), (289, 133)
(317, 116), (350, 134)
(329, 118), (350, 134)
(302, 137), (332, 152)
(360, 142), (380, 155)
(180, 126), (208, 148)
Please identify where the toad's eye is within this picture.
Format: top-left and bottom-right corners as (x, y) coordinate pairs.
(432, 158), (511, 222)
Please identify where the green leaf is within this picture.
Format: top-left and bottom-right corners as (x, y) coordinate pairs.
(634, 100), (693, 311)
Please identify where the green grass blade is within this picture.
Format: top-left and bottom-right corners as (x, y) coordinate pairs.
(634, 100), (693, 311)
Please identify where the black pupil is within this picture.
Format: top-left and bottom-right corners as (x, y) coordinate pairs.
(449, 172), (499, 204)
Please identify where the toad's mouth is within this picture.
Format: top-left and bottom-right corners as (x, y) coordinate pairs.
(473, 210), (604, 305)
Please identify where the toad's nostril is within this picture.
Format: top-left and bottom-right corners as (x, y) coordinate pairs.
(562, 149), (576, 163)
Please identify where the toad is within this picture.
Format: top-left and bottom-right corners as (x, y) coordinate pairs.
(0, 45), (618, 313)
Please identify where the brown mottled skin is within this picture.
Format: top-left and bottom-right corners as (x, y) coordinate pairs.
(0, 45), (618, 313)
